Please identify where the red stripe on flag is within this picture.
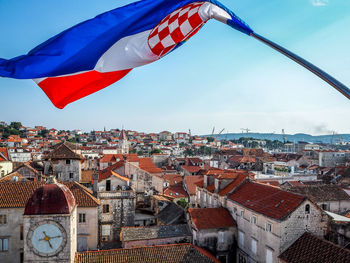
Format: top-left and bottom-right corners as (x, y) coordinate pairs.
(38, 69), (132, 109)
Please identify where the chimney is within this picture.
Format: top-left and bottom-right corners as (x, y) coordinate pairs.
(93, 170), (99, 197)
(214, 178), (220, 193)
(204, 175), (208, 188)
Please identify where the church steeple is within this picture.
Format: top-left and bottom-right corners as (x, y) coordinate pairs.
(118, 130), (128, 154)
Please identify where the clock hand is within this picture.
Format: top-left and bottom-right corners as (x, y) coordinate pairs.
(50, 236), (62, 239)
(47, 239), (53, 249)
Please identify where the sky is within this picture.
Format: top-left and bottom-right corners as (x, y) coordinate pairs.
(0, 0), (350, 135)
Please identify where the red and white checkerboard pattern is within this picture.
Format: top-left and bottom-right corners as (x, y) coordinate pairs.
(148, 2), (207, 57)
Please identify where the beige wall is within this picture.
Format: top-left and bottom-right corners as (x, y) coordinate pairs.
(0, 161), (13, 177)
(77, 207), (98, 251)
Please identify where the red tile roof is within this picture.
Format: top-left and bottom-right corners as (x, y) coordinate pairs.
(98, 160), (125, 182)
(0, 147), (9, 161)
(164, 185), (188, 199)
(188, 208), (236, 230)
(182, 165), (202, 174)
(228, 182), (306, 220)
(279, 232), (350, 263)
(74, 243), (219, 263)
(184, 176), (203, 195)
(139, 158), (162, 174)
(163, 174), (183, 186)
(0, 181), (99, 209)
(99, 154), (123, 163)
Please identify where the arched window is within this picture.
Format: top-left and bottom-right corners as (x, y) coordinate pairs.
(305, 204), (310, 214)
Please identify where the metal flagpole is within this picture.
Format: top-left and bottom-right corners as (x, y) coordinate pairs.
(250, 32), (350, 101)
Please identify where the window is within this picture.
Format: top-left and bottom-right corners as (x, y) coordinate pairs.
(203, 192), (207, 202)
(101, 225), (111, 238)
(266, 247), (273, 263)
(106, 180), (111, 191)
(321, 204), (328, 210)
(241, 210), (244, 218)
(209, 195), (212, 204)
(251, 238), (257, 255)
(102, 204), (110, 213)
(0, 238), (8, 251)
(219, 231), (225, 243)
(251, 216), (257, 225)
(66, 159), (71, 165)
(305, 204), (310, 214)
(69, 173), (74, 179)
(197, 190), (201, 199)
(20, 225), (23, 240)
(239, 230), (245, 247)
(79, 213), (86, 223)
(266, 222), (272, 232)
(0, 215), (7, 225)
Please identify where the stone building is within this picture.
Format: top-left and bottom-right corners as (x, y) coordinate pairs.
(0, 180), (99, 263)
(225, 182), (328, 263)
(44, 142), (83, 182)
(23, 181), (77, 263)
(94, 169), (135, 245)
(187, 208), (237, 263)
(196, 170), (251, 209)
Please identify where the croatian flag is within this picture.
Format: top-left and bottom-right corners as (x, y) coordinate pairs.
(1, 0), (349, 108)
(0, 0), (252, 109)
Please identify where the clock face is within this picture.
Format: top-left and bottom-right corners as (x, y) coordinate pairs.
(27, 220), (67, 257)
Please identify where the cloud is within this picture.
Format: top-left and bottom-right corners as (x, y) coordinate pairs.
(311, 0), (329, 6)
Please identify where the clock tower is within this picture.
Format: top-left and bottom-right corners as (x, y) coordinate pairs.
(23, 178), (77, 263)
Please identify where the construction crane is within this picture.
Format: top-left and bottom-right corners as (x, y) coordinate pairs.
(240, 128), (251, 133)
(211, 127), (215, 136)
(216, 128), (225, 140)
(282, 129), (286, 144)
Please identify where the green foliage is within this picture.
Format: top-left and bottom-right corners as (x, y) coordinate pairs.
(39, 129), (49, 138)
(9, 122), (22, 130)
(137, 150), (144, 156)
(176, 198), (189, 209)
(207, 136), (215, 142)
(129, 149), (136, 154)
(150, 148), (162, 155)
(184, 148), (193, 156)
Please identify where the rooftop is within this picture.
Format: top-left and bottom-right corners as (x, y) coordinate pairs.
(228, 182), (306, 221)
(279, 232), (350, 263)
(74, 243), (219, 263)
(188, 208), (236, 230)
(120, 224), (191, 242)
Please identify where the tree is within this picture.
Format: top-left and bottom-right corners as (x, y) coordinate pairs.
(9, 122), (22, 130)
(207, 137), (215, 143)
(177, 198), (189, 209)
(150, 148), (162, 155)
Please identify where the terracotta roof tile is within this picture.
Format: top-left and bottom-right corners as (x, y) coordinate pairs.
(228, 182), (306, 220)
(163, 174), (183, 186)
(0, 181), (99, 208)
(139, 158), (161, 174)
(184, 176), (202, 195)
(164, 185), (188, 199)
(286, 185), (350, 202)
(0, 147), (9, 161)
(74, 243), (219, 263)
(188, 208), (236, 230)
(279, 232), (350, 263)
(98, 160), (125, 182)
(45, 141), (82, 160)
(182, 165), (202, 174)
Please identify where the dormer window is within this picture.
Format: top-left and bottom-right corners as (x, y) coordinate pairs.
(66, 159), (71, 165)
(305, 204), (310, 214)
